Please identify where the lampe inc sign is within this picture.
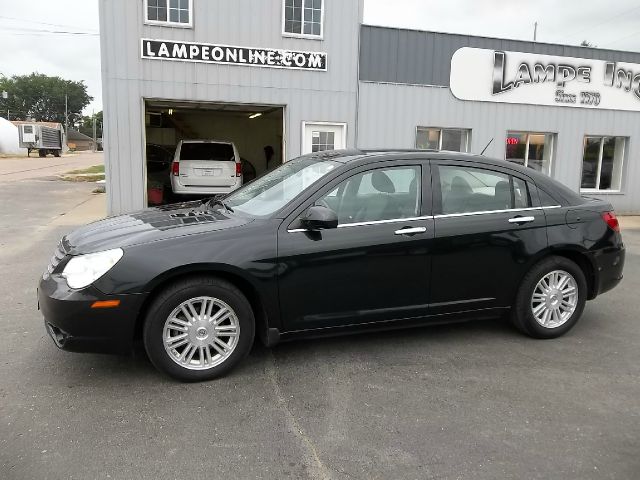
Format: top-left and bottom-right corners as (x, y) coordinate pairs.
(450, 47), (640, 112)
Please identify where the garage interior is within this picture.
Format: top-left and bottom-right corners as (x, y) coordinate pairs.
(144, 100), (284, 206)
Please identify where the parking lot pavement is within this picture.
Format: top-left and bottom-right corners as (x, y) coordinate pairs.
(1, 182), (639, 479)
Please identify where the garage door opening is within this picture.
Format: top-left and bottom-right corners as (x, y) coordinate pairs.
(144, 100), (284, 206)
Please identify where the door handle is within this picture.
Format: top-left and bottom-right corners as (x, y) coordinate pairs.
(508, 216), (535, 224)
(394, 226), (427, 236)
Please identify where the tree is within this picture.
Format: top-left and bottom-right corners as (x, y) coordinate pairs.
(79, 111), (103, 138)
(0, 73), (92, 125)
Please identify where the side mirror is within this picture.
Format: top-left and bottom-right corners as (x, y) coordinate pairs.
(301, 205), (338, 230)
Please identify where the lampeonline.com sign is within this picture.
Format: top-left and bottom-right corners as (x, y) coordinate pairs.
(141, 39), (327, 71)
(450, 47), (640, 112)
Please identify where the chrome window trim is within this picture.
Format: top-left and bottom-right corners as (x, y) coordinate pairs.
(287, 215), (432, 233)
(286, 206), (561, 233)
(339, 215), (432, 229)
(434, 205), (561, 219)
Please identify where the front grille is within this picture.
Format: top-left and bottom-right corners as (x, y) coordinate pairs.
(43, 241), (68, 279)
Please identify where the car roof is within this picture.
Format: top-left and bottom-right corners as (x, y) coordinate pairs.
(309, 148), (513, 169)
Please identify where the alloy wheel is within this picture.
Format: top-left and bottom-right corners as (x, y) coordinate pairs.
(530, 270), (578, 329)
(162, 296), (240, 370)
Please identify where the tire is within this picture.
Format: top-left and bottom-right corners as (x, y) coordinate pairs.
(143, 276), (255, 381)
(53, 150), (61, 157)
(39, 150), (46, 158)
(511, 256), (587, 339)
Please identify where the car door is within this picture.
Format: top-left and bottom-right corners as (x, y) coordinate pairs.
(277, 160), (434, 332)
(429, 161), (547, 315)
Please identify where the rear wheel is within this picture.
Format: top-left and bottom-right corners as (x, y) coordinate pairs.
(38, 149), (46, 158)
(511, 256), (587, 338)
(143, 277), (255, 381)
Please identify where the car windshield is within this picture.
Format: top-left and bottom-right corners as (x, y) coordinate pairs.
(180, 143), (234, 161)
(223, 156), (340, 217)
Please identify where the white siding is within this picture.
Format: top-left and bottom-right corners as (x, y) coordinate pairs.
(357, 82), (640, 213)
(100, 0), (364, 214)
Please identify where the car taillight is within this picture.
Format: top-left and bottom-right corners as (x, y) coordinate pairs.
(235, 162), (242, 177)
(602, 211), (620, 232)
(171, 161), (180, 176)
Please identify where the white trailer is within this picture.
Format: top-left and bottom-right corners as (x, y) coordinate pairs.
(18, 123), (63, 157)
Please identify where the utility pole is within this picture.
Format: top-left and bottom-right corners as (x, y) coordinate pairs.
(92, 110), (97, 152)
(64, 93), (68, 133)
(1, 90), (7, 120)
(534, 22), (538, 42)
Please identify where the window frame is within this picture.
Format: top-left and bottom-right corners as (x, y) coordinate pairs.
(144, 0), (193, 28)
(282, 0), (325, 40)
(504, 130), (556, 176)
(579, 135), (627, 193)
(284, 159), (431, 232)
(431, 161), (541, 217)
(415, 126), (471, 153)
(301, 121), (347, 155)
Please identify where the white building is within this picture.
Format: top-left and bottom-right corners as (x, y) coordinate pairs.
(99, 0), (640, 213)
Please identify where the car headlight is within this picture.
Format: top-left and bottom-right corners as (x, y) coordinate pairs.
(61, 248), (124, 289)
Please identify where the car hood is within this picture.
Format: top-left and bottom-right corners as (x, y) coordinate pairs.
(63, 200), (253, 254)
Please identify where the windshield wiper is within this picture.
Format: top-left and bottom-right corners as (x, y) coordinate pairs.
(208, 198), (234, 214)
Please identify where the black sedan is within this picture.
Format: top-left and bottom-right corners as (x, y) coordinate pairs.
(38, 150), (625, 381)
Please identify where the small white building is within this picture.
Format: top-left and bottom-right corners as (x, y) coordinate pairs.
(0, 117), (25, 155)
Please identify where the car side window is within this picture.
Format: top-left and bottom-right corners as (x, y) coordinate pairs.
(318, 166), (421, 225)
(513, 177), (531, 209)
(538, 187), (560, 207)
(438, 165), (514, 214)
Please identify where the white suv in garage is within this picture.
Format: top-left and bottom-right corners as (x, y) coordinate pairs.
(170, 140), (243, 196)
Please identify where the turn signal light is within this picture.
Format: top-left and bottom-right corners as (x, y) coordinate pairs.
(235, 162), (242, 177)
(91, 300), (121, 309)
(171, 161), (180, 176)
(602, 212), (620, 232)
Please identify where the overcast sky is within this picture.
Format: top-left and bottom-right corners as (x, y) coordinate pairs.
(1, 0), (639, 115)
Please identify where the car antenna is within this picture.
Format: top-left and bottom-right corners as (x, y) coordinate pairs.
(480, 138), (494, 155)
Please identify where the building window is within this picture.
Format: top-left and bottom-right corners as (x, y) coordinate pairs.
(145, 0), (192, 27)
(416, 127), (470, 152)
(283, 0), (323, 38)
(505, 131), (555, 176)
(580, 136), (626, 191)
(312, 131), (334, 152)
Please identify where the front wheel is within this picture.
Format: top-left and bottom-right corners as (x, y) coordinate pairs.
(511, 256), (587, 339)
(143, 277), (255, 381)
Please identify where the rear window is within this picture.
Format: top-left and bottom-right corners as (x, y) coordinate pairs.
(180, 143), (235, 161)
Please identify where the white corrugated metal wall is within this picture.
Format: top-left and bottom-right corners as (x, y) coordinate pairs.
(357, 26), (640, 213)
(356, 82), (640, 213)
(100, 0), (364, 214)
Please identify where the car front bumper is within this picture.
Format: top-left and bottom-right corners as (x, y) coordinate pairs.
(38, 274), (145, 354)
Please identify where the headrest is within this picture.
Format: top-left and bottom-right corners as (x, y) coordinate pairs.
(450, 176), (472, 194)
(372, 171), (395, 194)
(494, 181), (510, 196)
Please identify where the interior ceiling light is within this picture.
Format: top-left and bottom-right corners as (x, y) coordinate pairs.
(249, 113), (262, 119)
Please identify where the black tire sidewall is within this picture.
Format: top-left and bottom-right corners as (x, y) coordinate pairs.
(143, 279), (255, 382)
(514, 256), (587, 339)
